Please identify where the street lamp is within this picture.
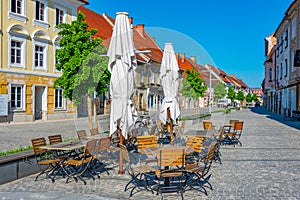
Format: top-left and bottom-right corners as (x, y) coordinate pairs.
(202, 66), (219, 114)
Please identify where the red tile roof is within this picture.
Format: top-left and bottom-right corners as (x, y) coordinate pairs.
(178, 55), (219, 87)
(78, 7), (163, 63)
(78, 6), (113, 41)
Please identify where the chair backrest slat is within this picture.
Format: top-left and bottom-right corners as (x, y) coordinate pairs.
(85, 139), (97, 155)
(77, 130), (87, 140)
(48, 134), (62, 145)
(136, 135), (157, 149)
(90, 128), (99, 136)
(97, 137), (111, 151)
(205, 142), (217, 161)
(203, 121), (214, 130)
(234, 121), (244, 131)
(158, 148), (185, 168)
(31, 137), (47, 154)
(229, 119), (239, 127)
(186, 136), (204, 153)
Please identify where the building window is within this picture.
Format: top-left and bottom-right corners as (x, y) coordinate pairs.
(280, 63), (283, 79)
(11, 85), (24, 110)
(34, 45), (45, 68)
(11, 0), (22, 14)
(33, 38), (48, 70)
(10, 40), (22, 65)
(268, 68), (272, 81)
(55, 88), (65, 109)
(33, 0), (49, 28)
(285, 30), (288, 48)
(55, 8), (64, 25)
(9, 0), (27, 22)
(292, 18), (296, 39)
(284, 59), (288, 77)
(35, 1), (45, 21)
(9, 37), (26, 68)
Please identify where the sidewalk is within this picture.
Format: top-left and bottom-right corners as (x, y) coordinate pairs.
(0, 107), (300, 199)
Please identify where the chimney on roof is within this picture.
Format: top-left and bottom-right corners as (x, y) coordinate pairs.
(231, 74), (235, 78)
(181, 53), (185, 63)
(129, 17), (133, 25)
(175, 53), (179, 62)
(190, 56), (196, 63)
(134, 24), (145, 37)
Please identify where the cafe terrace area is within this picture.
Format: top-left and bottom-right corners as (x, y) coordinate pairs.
(0, 107), (299, 200)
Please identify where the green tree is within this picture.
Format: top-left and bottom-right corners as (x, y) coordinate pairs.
(181, 68), (207, 113)
(227, 86), (236, 103)
(54, 11), (110, 105)
(252, 93), (258, 102)
(182, 68), (207, 98)
(214, 81), (227, 101)
(236, 91), (245, 102)
(245, 92), (252, 103)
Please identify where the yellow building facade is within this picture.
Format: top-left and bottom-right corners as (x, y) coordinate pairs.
(0, 0), (87, 123)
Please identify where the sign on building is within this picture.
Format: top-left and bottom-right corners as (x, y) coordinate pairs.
(0, 94), (8, 116)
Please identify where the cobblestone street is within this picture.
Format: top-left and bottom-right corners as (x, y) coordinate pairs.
(0, 107), (300, 199)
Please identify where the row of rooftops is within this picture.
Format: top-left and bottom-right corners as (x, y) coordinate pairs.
(78, 6), (249, 90)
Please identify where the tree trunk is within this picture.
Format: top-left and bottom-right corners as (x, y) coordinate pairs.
(87, 95), (93, 129)
(94, 97), (99, 130)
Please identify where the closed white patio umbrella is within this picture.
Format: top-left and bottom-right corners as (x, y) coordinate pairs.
(159, 43), (180, 145)
(107, 12), (138, 174)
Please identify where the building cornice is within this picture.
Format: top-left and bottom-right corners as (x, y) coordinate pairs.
(0, 69), (61, 78)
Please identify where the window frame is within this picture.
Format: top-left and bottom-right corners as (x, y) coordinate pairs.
(33, 40), (48, 71)
(268, 68), (273, 82)
(8, 35), (26, 68)
(9, 0), (27, 22)
(284, 59), (288, 77)
(54, 87), (66, 110)
(54, 5), (66, 31)
(33, 0), (49, 28)
(10, 84), (25, 111)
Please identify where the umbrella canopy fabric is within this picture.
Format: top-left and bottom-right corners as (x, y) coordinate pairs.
(107, 12), (138, 139)
(159, 43), (180, 124)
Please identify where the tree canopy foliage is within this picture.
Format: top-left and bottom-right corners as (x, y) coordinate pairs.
(227, 86), (236, 102)
(214, 81), (227, 100)
(245, 92), (253, 103)
(236, 91), (245, 102)
(181, 68), (207, 99)
(54, 12), (110, 105)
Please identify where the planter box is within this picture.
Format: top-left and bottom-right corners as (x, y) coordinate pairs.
(0, 150), (41, 185)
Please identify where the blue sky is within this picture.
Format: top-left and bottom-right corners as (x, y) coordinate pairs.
(86, 0), (293, 88)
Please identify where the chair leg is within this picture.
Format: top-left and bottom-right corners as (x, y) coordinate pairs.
(124, 180), (133, 191)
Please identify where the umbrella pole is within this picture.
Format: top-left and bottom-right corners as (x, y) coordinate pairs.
(167, 108), (174, 146)
(118, 128), (125, 174)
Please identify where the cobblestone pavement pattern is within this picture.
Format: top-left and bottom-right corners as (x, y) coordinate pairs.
(0, 107), (300, 199)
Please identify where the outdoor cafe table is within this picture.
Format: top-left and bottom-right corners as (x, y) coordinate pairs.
(138, 145), (195, 158)
(39, 140), (85, 151)
(184, 129), (215, 137)
(138, 145), (194, 190)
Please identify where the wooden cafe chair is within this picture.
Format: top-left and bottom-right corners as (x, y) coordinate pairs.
(156, 147), (187, 199)
(119, 144), (156, 197)
(31, 137), (60, 183)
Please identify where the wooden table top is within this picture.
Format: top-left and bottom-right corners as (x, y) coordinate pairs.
(40, 140), (85, 151)
(138, 145), (194, 157)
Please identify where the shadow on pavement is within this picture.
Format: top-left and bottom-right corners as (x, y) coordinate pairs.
(249, 106), (300, 130)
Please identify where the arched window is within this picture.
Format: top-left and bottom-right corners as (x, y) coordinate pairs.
(32, 30), (50, 70)
(8, 24), (29, 68)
